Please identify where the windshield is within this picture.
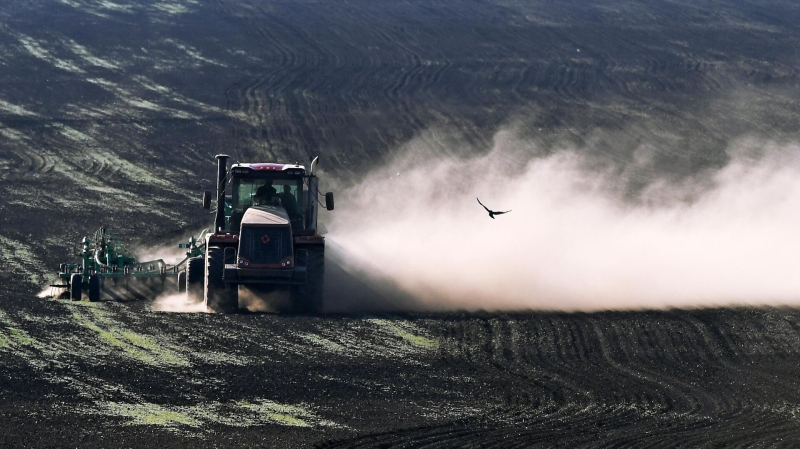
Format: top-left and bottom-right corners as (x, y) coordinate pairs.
(231, 176), (305, 231)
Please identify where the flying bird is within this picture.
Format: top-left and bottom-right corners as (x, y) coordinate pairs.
(477, 198), (511, 219)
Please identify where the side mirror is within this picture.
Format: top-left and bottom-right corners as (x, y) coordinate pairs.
(325, 192), (334, 211)
(202, 190), (211, 209)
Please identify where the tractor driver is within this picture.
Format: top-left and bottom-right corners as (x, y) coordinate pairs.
(253, 180), (277, 205)
(279, 184), (304, 229)
(279, 184), (298, 215)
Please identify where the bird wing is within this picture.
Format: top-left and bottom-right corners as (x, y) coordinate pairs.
(476, 197), (491, 213)
(494, 210), (511, 215)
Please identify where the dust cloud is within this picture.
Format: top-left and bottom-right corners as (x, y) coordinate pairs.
(152, 293), (207, 313)
(326, 130), (800, 312)
(38, 287), (59, 298)
(133, 228), (207, 265)
(238, 286), (291, 313)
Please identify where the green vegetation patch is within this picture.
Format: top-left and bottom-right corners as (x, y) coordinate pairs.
(0, 236), (46, 286)
(369, 319), (439, 351)
(90, 399), (341, 430)
(7, 327), (35, 346)
(190, 349), (249, 366)
(297, 332), (347, 354)
(65, 303), (248, 367)
(54, 123), (175, 190)
(0, 309), (66, 371)
(236, 400), (311, 427)
(103, 402), (200, 428)
(69, 304), (190, 367)
(0, 310), (40, 350)
(48, 373), (141, 402)
(390, 326), (438, 349)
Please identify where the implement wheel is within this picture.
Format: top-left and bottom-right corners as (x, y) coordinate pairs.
(88, 274), (101, 302)
(186, 256), (204, 301)
(70, 274), (82, 301)
(204, 246), (238, 313)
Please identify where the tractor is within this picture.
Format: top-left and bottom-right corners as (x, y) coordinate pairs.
(187, 154), (334, 312)
(49, 154), (333, 313)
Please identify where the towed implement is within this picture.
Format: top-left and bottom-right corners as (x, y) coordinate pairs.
(50, 154), (334, 313)
(48, 228), (207, 302)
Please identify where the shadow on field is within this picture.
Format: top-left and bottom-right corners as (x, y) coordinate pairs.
(322, 240), (426, 314)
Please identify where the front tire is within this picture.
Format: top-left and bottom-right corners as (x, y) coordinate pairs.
(204, 246), (238, 313)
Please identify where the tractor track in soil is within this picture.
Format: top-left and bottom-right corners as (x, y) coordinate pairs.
(2, 0), (800, 446)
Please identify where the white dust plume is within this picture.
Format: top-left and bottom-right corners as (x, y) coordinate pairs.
(326, 131), (800, 312)
(152, 293), (208, 313)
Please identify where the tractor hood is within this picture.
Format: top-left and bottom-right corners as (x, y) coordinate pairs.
(240, 205), (290, 227)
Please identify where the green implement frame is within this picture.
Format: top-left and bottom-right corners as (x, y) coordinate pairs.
(49, 227), (208, 301)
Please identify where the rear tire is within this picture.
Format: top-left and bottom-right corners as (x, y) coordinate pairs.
(88, 274), (101, 302)
(204, 246), (238, 313)
(293, 245), (324, 313)
(70, 274), (82, 301)
(186, 256), (204, 301)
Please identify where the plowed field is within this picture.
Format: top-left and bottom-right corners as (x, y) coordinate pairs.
(2, 0), (800, 446)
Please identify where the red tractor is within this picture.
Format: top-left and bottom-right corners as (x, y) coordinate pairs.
(185, 154), (334, 312)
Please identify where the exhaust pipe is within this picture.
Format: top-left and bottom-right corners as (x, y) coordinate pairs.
(215, 154), (229, 233)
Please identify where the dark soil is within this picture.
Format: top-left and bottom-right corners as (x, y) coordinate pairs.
(3, 297), (800, 447)
(2, 0), (800, 446)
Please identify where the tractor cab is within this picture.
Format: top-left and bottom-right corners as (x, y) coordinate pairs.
(227, 163), (308, 233)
